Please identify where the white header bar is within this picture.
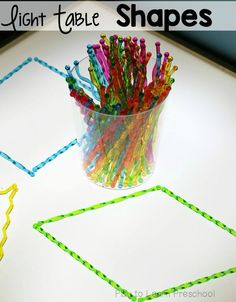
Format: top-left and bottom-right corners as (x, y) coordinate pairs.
(0, 1), (236, 32)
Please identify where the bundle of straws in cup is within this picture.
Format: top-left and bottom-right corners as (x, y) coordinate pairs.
(66, 34), (178, 189)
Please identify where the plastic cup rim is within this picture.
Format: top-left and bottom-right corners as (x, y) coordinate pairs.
(72, 56), (165, 117)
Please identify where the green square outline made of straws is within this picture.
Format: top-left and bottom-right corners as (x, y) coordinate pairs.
(33, 185), (236, 302)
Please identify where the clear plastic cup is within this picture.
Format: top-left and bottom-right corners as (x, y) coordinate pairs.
(71, 58), (165, 189)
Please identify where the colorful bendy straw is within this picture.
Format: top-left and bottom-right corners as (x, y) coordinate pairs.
(66, 34), (178, 189)
(0, 184), (18, 261)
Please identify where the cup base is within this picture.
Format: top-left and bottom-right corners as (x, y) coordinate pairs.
(84, 171), (154, 190)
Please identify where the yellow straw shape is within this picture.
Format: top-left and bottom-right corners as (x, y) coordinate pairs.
(0, 183), (18, 261)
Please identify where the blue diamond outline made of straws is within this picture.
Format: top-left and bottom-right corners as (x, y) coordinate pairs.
(0, 57), (80, 177)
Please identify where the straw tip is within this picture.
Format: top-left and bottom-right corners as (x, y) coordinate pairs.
(12, 183), (18, 191)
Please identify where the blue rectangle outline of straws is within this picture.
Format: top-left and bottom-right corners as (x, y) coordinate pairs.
(0, 57), (80, 177)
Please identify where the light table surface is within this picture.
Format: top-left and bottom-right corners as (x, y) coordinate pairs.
(0, 3), (236, 302)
